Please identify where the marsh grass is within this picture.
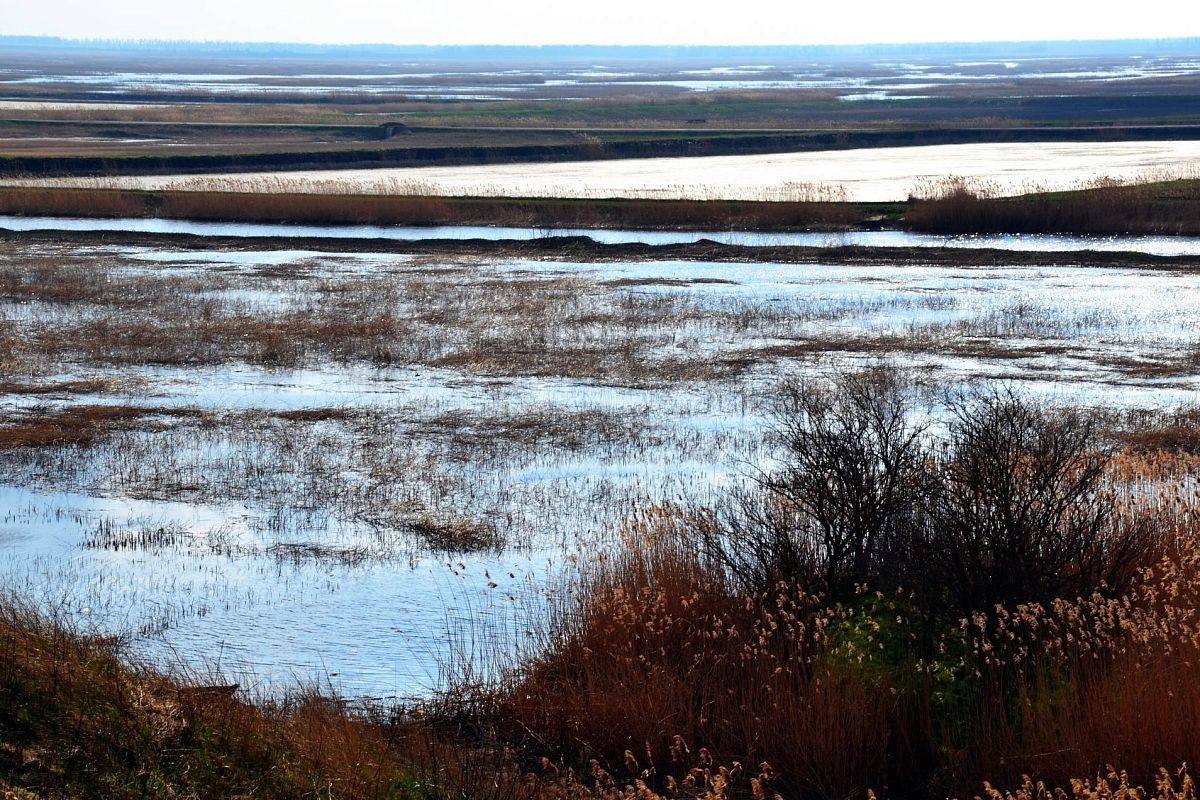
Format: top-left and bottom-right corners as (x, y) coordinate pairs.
(0, 246), (839, 382)
(3, 240), (1196, 390)
(0, 184), (865, 230)
(907, 173), (1200, 235)
(0, 394), (696, 560)
(0, 404), (208, 450)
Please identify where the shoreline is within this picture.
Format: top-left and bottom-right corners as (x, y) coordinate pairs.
(7, 228), (1200, 270)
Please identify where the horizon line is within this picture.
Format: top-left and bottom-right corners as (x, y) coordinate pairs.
(4, 33), (1200, 50)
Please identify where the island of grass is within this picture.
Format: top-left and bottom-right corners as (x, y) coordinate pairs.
(2, 175), (1199, 236)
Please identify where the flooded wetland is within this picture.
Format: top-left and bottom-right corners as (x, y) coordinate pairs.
(5, 30), (1200, 798)
(3, 231), (1200, 700)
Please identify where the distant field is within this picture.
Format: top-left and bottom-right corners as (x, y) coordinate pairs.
(3, 40), (1199, 175)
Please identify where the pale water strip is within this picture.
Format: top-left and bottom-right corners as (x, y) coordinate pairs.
(5, 214), (1200, 256)
(6, 141), (1200, 201)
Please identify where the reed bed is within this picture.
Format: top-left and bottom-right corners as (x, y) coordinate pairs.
(906, 170), (1200, 235)
(7, 168), (1200, 235)
(0, 183), (863, 229)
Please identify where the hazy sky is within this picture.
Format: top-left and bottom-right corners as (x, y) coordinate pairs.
(5, 0), (1198, 46)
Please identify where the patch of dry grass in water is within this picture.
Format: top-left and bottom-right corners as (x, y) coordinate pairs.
(0, 377), (125, 396)
(0, 404), (208, 449)
(0, 248), (767, 382)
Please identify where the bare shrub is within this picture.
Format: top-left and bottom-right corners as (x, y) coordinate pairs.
(695, 369), (1143, 615)
(706, 367), (928, 594)
(917, 389), (1138, 617)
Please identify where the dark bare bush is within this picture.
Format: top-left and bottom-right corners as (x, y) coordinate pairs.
(917, 390), (1142, 617)
(699, 369), (1145, 614)
(702, 367), (927, 594)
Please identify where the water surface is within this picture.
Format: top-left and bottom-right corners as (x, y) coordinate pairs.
(5, 215), (1200, 256)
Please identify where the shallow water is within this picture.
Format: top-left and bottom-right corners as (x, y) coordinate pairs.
(6, 215), (1200, 256)
(3, 241), (1200, 700)
(4, 53), (1197, 101)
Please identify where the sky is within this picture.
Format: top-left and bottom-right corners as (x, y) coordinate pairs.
(5, 0), (1199, 46)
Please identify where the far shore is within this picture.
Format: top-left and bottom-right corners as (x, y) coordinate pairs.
(2, 167), (1199, 236)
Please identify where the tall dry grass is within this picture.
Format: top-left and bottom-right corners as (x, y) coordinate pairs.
(491, 504), (923, 799)
(906, 171), (1200, 235)
(0, 184), (864, 229)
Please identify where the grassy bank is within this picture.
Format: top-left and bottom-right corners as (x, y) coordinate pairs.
(0, 186), (882, 230)
(0, 600), (424, 799)
(905, 176), (1200, 235)
(4, 177), (1200, 235)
